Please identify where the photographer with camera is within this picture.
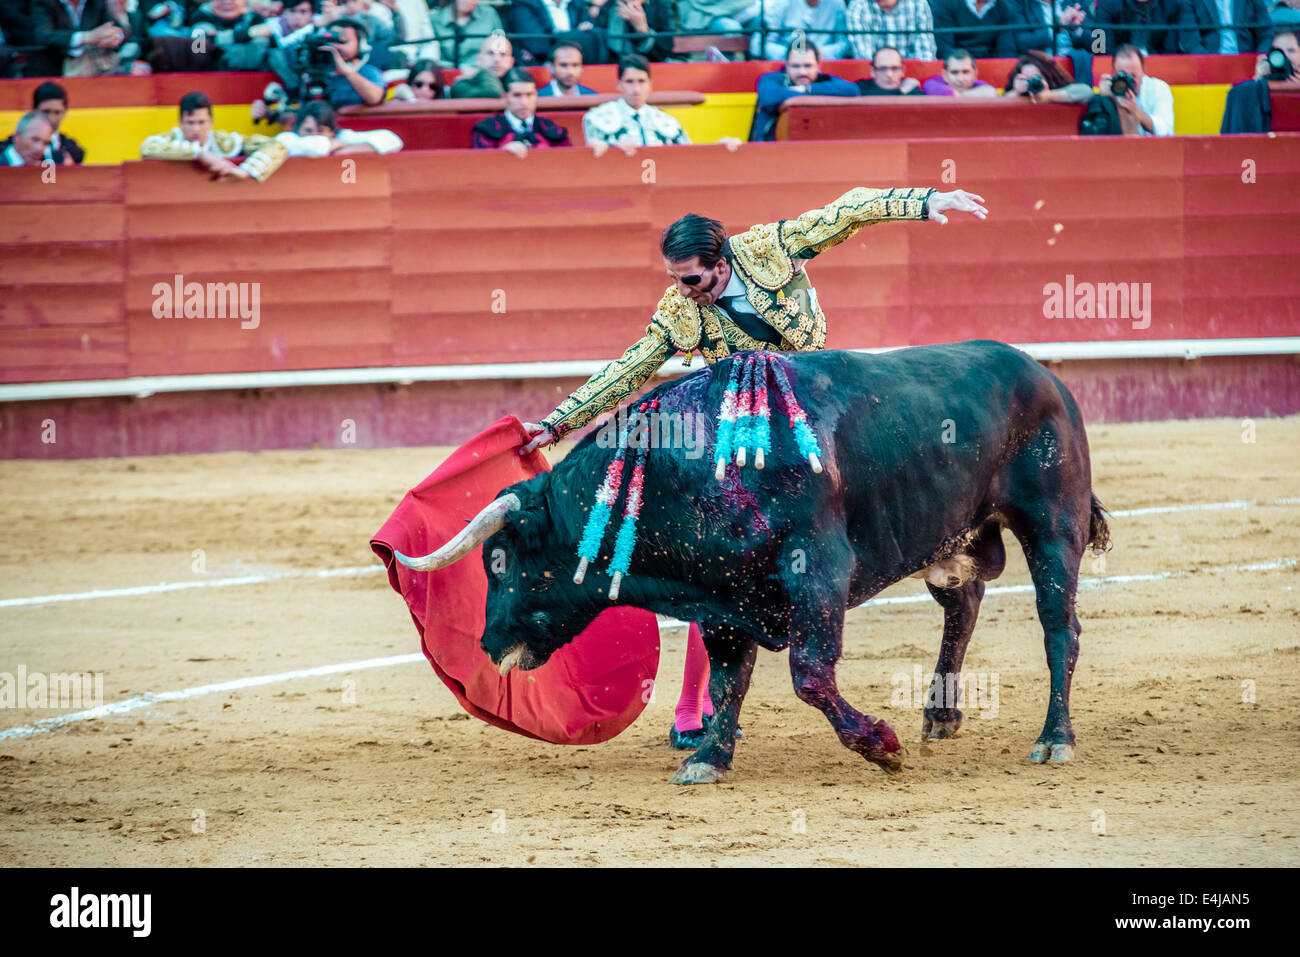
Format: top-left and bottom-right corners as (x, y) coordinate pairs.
(1002, 51), (1094, 103)
(1099, 43), (1173, 135)
(257, 15), (385, 125)
(1222, 30), (1300, 131)
(1254, 28), (1300, 81)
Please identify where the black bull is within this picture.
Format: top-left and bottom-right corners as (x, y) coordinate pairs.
(402, 341), (1110, 785)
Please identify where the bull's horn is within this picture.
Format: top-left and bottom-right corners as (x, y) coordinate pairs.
(393, 493), (522, 571)
(498, 643), (526, 677)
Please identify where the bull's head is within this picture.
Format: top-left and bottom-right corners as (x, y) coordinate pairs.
(392, 474), (600, 677)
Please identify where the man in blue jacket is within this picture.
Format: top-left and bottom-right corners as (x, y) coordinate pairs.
(749, 41), (858, 141)
(1179, 0), (1275, 53)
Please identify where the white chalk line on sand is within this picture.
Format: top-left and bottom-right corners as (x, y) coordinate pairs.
(3, 497), (1299, 612)
(1, 554), (1295, 742)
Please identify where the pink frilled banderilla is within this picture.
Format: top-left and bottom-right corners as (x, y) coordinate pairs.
(573, 400), (655, 600)
(714, 352), (822, 480)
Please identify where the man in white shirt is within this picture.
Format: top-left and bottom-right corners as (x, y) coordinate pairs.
(0, 113), (54, 167)
(582, 54), (689, 154)
(1102, 43), (1175, 136)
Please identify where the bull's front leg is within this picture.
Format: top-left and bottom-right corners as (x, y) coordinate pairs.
(669, 623), (757, 785)
(789, 589), (903, 774)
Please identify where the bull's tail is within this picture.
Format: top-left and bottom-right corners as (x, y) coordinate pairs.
(1087, 493), (1111, 554)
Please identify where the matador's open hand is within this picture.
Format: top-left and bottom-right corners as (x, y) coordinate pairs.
(927, 189), (988, 224)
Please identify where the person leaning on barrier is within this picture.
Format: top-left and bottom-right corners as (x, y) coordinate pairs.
(1002, 50), (1095, 103)
(750, 40), (858, 142)
(856, 45), (924, 94)
(846, 0), (936, 62)
(276, 100), (405, 155)
(141, 91), (289, 182)
(470, 68), (573, 154)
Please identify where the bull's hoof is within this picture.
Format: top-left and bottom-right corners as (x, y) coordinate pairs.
(922, 709), (963, 740)
(862, 749), (904, 774)
(1030, 742), (1075, 764)
(669, 760), (727, 785)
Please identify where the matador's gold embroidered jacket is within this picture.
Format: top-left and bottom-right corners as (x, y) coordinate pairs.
(139, 127), (288, 182)
(540, 185), (936, 438)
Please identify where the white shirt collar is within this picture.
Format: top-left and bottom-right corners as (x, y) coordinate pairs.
(505, 111), (533, 134)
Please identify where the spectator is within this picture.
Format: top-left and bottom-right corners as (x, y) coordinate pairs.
(277, 99), (404, 153)
(750, 40), (857, 140)
(1255, 26), (1299, 78)
(538, 42), (597, 95)
(141, 91), (288, 181)
(392, 58), (446, 99)
(679, 0), (765, 57)
(379, 0), (444, 65)
(0, 82), (85, 165)
(857, 45), (924, 93)
(1179, 0), (1274, 53)
(32, 0), (127, 77)
(1270, 0), (1300, 30)
(431, 0), (504, 72)
(583, 54), (689, 150)
(588, 0), (676, 63)
(922, 48), (1000, 95)
(307, 17), (385, 105)
(0, 6), (32, 78)
(928, 0), (1017, 60)
(846, 0), (936, 61)
(188, 0), (276, 70)
(449, 31), (514, 97)
(761, 0), (850, 60)
(1008, 0), (1092, 56)
(1091, 0), (1182, 56)
(0, 113), (54, 167)
(507, 0), (600, 66)
(1001, 49), (1094, 100)
(1222, 29), (1299, 131)
(471, 68), (573, 153)
(267, 0), (319, 43)
(1100, 43), (1174, 135)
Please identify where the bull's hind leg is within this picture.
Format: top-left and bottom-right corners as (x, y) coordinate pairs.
(669, 624), (757, 785)
(1019, 536), (1084, 764)
(921, 578), (985, 740)
(788, 574), (902, 773)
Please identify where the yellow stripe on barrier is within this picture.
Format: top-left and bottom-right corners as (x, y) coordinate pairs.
(0, 86), (1234, 162)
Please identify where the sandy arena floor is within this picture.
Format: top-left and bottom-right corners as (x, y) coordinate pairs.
(1, 416), (1297, 867)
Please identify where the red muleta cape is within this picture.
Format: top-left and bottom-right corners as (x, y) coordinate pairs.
(370, 416), (661, 745)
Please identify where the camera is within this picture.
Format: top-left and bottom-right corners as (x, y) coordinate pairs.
(1025, 74), (1045, 95)
(288, 29), (342, 103)
(1266, 48), (1293, 81)
(1110, 71), (1136, 98)
(298, 29), (342, 77)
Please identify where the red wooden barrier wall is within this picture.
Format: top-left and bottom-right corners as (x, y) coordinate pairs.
(3, 134), (1298, 387)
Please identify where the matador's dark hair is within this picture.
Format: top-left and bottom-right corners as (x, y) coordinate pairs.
(660, 213), (727, 267)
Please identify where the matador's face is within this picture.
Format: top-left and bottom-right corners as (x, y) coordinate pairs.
(665, 256), (731, 306)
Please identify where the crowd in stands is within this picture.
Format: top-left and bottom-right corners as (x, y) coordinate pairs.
(2, 0), (1298, 80)
(2, 0), (1298, 169)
